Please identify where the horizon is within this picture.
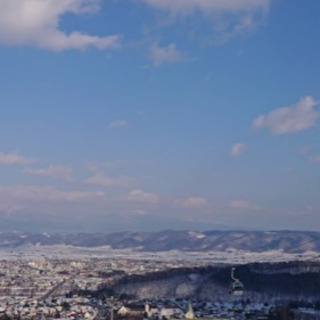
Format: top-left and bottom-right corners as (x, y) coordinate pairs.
(0, 0), (319, 233)
(0, 228), (320, 235)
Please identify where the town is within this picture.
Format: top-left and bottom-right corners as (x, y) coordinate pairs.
(0, 247), (319, 320)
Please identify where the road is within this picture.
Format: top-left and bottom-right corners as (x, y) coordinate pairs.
(38, 279), (66, 301)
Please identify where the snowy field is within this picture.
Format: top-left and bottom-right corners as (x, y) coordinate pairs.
(0, 244), (319, 264)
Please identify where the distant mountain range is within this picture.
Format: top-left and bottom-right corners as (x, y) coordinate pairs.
(1, 230), (320, 253)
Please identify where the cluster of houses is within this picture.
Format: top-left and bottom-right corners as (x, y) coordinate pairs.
(0, 297), (98, 320)
(114, 298), (272, 320)
(118, 302), (195, 319)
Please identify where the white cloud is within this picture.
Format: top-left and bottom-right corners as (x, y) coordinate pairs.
(150, 43), (182, 66)
(175, 196), (209, 209)
(0, 184), (107, 218)
(23, 165), (73, 180)
(138, 0), (270, 43)
(0, 0), (120, 51)
(86, 161), (115, 172)
(139, 0), (269, 15)
(0, 151), (34, 165)
(309, 155), (320, 163)
(108, 119), (128, 129)
(86, 172), (135, 187)
(85, 161), (135, 187)
(124, 189), (159, 204)
(229, 199), (256, 210)
(230, 143), (248, 157)
(0, 185), (104, 202)
(131, 209), (148, 216)
(253, 96), (319, 135)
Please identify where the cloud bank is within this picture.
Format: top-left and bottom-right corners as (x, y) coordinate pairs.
(0, 185), (104, 202)
(0, 184), (105, 216)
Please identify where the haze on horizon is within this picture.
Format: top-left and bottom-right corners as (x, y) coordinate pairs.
(0, 0), (319, 233)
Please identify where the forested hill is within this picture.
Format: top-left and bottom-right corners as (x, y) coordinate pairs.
(109, 261), (320, 299)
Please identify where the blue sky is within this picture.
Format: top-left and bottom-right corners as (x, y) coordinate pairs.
(0, 0), (319, 232)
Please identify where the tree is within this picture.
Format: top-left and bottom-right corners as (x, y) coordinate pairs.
(268, 306), (294, 320)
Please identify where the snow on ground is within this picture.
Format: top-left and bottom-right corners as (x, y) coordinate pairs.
(0, 245), (319, 263)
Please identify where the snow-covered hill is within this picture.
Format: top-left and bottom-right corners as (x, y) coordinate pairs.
(0, 230), (320, 253)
